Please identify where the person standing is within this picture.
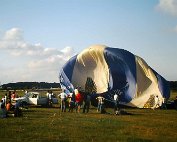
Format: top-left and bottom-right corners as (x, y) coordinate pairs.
(47, 90), (53, 107)
(8, 91), (12, 104)
(152, 95), (160, 110)
(14, 100), (21, 117)
(83, 93), (91, 113)
(96, 95), (105, 113)
(75, 89), (84, 113)
(2, 94), (7, 106)
(114, 92), (120, 115)
(11, 91), (16, 100)
(160, 97), (167, 109)
(6, 101), (11, 111)
(174, 96), (177, 110)
(59, 89), (67, 112)
(68, 93), (75, 112)
(0, 100), (7, 118)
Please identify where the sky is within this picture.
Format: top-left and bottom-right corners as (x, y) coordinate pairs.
(0, 0), (177, 85)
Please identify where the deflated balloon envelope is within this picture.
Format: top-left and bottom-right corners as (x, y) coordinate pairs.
(59, 45), (170, 108)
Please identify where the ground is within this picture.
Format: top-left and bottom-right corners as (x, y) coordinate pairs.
(0, 90), (177, 142)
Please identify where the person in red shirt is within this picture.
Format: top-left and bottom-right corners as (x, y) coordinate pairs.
(6, 101), (11, 111)
(75, 89), (84, 113)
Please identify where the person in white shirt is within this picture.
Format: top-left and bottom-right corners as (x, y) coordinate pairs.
(2, 94), (7, 106)
(47, 91), (53, 107)
(59, 89), (67, 112)
(114, 93), (119, 113)
(152, 95), (160, 110)
(96, 95), (105, 113)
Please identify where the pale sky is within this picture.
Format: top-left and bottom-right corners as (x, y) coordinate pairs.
(0, 0), (177, 84)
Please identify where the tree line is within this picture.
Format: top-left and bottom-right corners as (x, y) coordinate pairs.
(1, 82), (61, 90)
(170, 81), (177, 90)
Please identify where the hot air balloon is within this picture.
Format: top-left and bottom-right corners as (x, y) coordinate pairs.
(59, 45), (170, 108)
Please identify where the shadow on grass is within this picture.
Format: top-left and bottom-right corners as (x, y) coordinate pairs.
(127, 137), (152, 142)
(105, 110), (134, 116)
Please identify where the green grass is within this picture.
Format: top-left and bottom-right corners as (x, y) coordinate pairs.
(0, 107), (177, 142)
(0, 90), (177, 142)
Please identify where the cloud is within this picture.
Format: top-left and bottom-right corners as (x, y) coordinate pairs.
(3, 28), (24, 40)
(0, 28), (76, 84)
(156, 0), (177, 34)
(0, 28), (72, 57)
(156, 0), (177, 16)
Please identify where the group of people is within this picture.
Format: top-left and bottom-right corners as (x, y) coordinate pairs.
(96, 91), (121, 115)
(151, 95), (168, 110)
(58, 88), (91, 113)
(58, 88), (121, 115)
(0, 91), (21, 118)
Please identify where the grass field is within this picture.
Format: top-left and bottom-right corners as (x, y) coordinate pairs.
(0, 90), (177, 142)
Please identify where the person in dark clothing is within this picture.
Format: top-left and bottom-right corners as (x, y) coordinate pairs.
(8, 91), (12, 104)
(174, 96), (177, 110)
(83, 93), (91, 113)
(14, 100), (21, 117)
(68, 93), (75, 112)
(0, 100), (7, 118)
